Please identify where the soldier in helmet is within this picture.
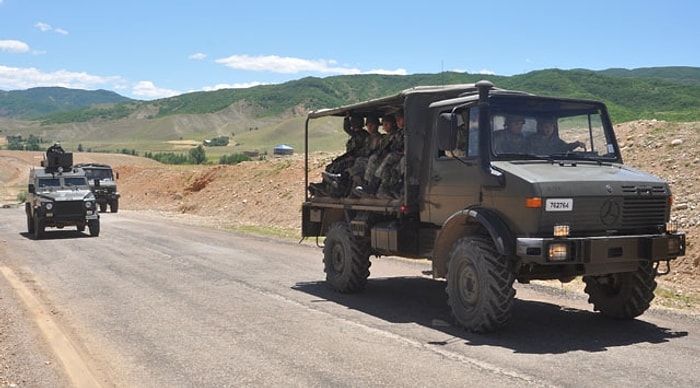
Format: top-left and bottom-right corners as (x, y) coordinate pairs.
(493, 115), (528, 154)
(46, 141), (65, 155)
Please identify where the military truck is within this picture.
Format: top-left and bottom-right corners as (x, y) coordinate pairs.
(301, 81), (686, 332)
(26, 151), (100, 239)
(74, 163), (120, 213)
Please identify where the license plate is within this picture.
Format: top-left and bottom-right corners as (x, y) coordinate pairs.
(545, 198), (573, 212)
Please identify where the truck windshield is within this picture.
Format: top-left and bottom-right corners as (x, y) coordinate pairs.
(38, 178), (61, 189)
(490, 100), (616, 160)
(85, 169), (113, 180)
(64, 177), (88, 187)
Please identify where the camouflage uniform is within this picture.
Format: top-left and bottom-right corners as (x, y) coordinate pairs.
(348, 131), (384, 187)
(309, 116), (368, 197)
(374, 129), (404, 199)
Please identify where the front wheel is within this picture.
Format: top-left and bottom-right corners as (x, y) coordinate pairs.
(583, 261), (657, 319)
(88, 219), (100, 237)
(27, 213), (35, 234)
(33, 216), (45, 239)
(446, 236), (515, 333)
(323, 222), (371, 293)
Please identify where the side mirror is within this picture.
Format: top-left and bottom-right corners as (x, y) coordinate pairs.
(28, 184), (35, 194)
(115, 171), (119, 180)
(437, 113), (458, 151)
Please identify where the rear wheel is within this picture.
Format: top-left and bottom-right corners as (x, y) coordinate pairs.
(446, 236), (515, 333)
(99, 203), (107, 213)
(583, 261), (656, 319)
(110, 200), (119, 213)
(323, 222), (371, 293)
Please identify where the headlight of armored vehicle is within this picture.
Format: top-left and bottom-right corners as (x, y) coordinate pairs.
(85, 201), (93, 209)
(45, 202), (53, 211)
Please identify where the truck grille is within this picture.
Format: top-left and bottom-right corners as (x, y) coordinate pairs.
(541, 195), (669, 234)
(53, 201), (85, 217)
(622, 196), (668, 228)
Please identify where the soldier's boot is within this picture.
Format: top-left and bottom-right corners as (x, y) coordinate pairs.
(352, 178), (379, 198)
(376, 181), (397, 200)
(309, 182), (328, 197)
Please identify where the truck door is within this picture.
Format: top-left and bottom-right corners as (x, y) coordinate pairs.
(425, 107), (482, 225)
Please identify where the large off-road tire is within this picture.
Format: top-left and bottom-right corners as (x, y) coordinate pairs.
(110, 200), (119, 213)
(323, 222), (371, 293)
(446, 236), (515, 333)
(27, 213), (35, 234)
(583, 260), (657, 319)
(88, 219), (100, 237)
(99, 203), (107, 213)
(33, 216), (45, 240)
(77, 223), (86, 232)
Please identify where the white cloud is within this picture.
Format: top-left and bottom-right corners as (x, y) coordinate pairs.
(35, 22), (52, 32)
(189, 53), (206, 60)
(216, 54), (362, 75)
(131, 81), (180, 99)
(35, 21), (68, 35)
(0, 65), (122, 90)
(477, 69), (496, 75)
(199, 81), (265, 92)
(364, 68), (408, 76)
(0, 40), (30, 53)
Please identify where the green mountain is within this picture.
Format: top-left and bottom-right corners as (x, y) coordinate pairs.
(33, 67), (700, 126)
(1, 67), (699, 156)
(0, 87), (132, 120)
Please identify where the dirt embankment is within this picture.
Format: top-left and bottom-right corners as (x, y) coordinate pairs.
(1, 120), (699, 301)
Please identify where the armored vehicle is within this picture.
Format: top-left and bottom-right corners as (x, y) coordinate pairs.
(26, 152), (100, 239)
(74, 163), (120, 213)
(301, 81), (686, 332)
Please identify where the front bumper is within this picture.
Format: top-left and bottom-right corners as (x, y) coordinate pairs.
(517, 232), (686, 269)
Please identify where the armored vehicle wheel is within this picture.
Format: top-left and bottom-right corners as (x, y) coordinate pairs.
(446, 236), (515, 333)
(33, 216), (45, 239)
(27, 213), (35, 234)
(88, 219), (100, 237)
(110, 200), (119, 213)
(583, 261), (656, 319)
(323, 222), (371, 293)
(99, 203), (107, 213)
(77, 223), (86, 232)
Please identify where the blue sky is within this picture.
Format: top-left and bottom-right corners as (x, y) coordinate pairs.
(0, 0), (697, 100)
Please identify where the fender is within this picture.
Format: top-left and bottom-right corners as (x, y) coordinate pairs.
(431, 206), (515, 278)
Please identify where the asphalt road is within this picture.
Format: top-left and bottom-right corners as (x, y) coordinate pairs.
(0, 207), (699, 387)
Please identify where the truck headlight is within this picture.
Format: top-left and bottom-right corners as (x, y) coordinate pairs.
(45, 202), (53, 210)
(548, 242), (570, 261)
(85, 201), (93, 209)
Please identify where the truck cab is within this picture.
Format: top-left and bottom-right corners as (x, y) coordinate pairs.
(74, 162), (120, 213)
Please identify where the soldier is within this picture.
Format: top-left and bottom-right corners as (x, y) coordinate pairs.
(46, 141), (65, 155)
(309, 114), (368, 197)
(347, 115), (384, 188)
(493, 115), (528, 154)
(353, 112), (403, 198)
(529, 117), (585, 154)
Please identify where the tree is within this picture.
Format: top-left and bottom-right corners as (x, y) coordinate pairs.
(188, 145), (206, 164)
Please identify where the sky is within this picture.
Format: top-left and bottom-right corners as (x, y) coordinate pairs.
(0, 0), (698, 100)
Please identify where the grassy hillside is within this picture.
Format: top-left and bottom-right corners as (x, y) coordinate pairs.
(2, 68), (699, 157)
(0, 87), (131, 120)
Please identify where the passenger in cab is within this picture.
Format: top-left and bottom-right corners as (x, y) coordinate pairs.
(529, 118), (585, 155)
(493, 115), (529, 154)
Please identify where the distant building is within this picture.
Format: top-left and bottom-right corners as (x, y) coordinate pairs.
(273, 144), (294, 157)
